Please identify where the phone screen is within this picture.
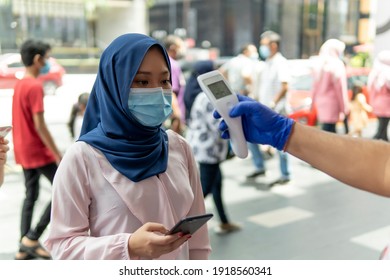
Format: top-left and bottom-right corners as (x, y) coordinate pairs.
(167, 213), (213, 235)
(0, 126), (12, 138)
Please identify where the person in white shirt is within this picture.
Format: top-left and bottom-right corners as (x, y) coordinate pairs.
(258, 30), (291, 187)
(220, 44), (268, 179)
(219, 44), (258, 96)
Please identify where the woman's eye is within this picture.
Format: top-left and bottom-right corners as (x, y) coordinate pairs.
(134, 80), (148, 86)
(162, 80), (171, 85)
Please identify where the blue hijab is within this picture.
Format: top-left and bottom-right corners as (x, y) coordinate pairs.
(79, 33), (171, 182)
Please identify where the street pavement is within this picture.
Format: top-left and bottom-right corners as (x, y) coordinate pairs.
(1, 75), (390, 260)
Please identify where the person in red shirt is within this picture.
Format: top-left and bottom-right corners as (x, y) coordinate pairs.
(12, 39), (62, 260)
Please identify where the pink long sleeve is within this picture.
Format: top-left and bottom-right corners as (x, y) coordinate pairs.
(45, 131), (211, 260)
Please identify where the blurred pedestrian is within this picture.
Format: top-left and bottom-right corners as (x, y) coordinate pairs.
(184, 60), (214, 123)
(311, 39), (349, 133)
(44, 33), (211, 260)
(163, 35), (186, 134)
(258, 30), (291, 186)
(12, 39), (62, 260)
(220, 43), (267, 179)
(186, 61), (241, 234)
(0, 137), (10, 187)
(247, 45), (268, 179)
(67, 92), (90, 141)
(219, 43), (258, 96)
(348, 82), (372, 137)
(368, 50), (390, 141)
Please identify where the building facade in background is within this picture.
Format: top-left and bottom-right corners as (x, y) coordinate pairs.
(149, 0), (376, 59)
(0, 0), (379, 61)
(0, 0), (147, 53)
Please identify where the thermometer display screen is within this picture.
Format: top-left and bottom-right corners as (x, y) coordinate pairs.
(207, 80), (231, 99)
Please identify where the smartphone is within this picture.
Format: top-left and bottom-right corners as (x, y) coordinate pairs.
(167, 213), (214, 235)
(0, 126), (12, 138)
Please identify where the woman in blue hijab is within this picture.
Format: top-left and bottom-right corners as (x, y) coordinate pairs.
(45, 33), (211, 260)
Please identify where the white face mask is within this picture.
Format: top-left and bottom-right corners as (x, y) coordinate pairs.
(128, 87), (173, 127)
(259, 45), (270, 59)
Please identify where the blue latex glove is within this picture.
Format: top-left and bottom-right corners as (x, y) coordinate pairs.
(214, 95), (295, 151)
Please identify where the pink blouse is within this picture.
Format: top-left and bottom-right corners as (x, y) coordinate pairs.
(311, 40), (348, 124)
(369, 84), (390, 117)
(368, 50), (390, 118)
(311, 61), (348, 123)
(44, 130), (211, 260)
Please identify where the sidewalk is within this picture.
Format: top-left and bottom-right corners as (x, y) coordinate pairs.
(0, 164), (52, 260)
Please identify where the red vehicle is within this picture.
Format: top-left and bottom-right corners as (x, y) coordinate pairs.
(0, 53), (65, 95)
(286, 59), (317, 126)
(286, 59), (372, 126)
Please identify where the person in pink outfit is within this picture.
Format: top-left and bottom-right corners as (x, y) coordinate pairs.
(311, 39), (349, 133)
(44, 33), (211, 260)
(368, 50), (390, 141)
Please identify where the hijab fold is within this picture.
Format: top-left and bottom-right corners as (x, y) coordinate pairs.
(79, 33), (171, 182)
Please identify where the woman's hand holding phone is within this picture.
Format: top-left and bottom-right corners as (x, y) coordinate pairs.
(128, 222), (191, 259)
(166, 213), (213, 235)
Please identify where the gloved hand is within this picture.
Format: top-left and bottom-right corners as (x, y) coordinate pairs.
(214, 95), (295, 151)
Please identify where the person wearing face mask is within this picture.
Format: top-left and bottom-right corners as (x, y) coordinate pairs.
(219, 43), (268, 180)
(258, 30), (291, 187)
(44, 33), (211, 260)
(219, 43), (258, 96)
(12, 39), (62, 260)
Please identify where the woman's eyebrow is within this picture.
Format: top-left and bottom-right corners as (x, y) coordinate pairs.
(135, 70), (170, 76)
(135, 71), (151, 75)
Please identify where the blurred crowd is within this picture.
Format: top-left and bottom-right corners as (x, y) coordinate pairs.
(1, 31), (390, 260)
(150, 32), (390, 239)
(159, 32), (390, 181)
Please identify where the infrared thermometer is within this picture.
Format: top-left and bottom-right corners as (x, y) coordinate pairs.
(197, 70), (248, 158)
